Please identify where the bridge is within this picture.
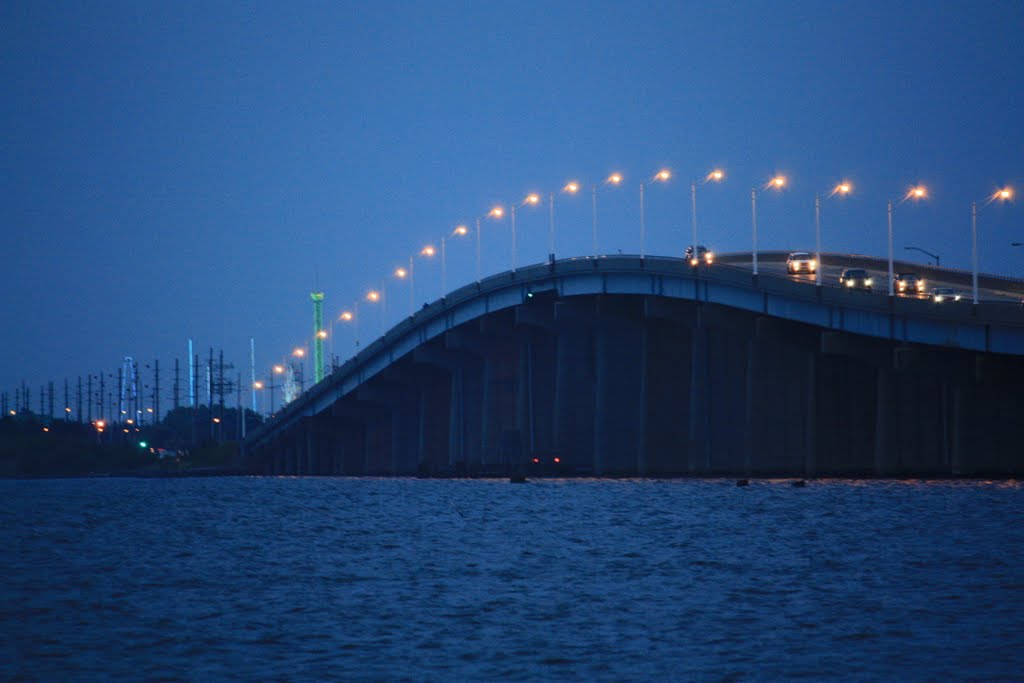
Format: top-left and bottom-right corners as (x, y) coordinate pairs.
(244, 252), (1024, 477)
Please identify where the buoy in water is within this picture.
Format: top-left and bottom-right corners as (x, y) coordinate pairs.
(735, 478), (750, 487)
(792, 479), (807, 487)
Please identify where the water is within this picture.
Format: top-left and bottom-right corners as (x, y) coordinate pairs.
(2, 477), (1022, 680)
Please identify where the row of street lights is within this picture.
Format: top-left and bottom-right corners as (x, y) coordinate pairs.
(267, 168), (1014, 412)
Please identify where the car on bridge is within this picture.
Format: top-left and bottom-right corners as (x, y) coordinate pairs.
(685, 244), (714, 266)
(839, 268), (873, 290)
(894, 272), (927, 296)
(785, 251), (817, 274)
(931, 287), (962, 303)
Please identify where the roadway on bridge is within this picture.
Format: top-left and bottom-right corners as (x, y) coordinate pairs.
(729, 257), (1022, 304)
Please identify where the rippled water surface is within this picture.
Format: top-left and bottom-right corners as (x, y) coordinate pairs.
(2, 477), (1022, 680)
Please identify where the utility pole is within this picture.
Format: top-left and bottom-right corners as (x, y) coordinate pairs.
(192, 353), (200, 446)
(153, 359), (160, 423)
(63, 379), (69, 421)
(173, 358), (180, 411)
(236, 371), (243, 440)
(188, 338), (195, 407)
(77, 377), (83, 423)
(40, 385), (44, 418)
(99, 372), (105, 425)
(87, 375), (93, 422)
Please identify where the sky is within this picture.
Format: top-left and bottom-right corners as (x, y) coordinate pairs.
(2, 0), (1022, 413)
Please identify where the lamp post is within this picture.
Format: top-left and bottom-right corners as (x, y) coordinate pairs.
(814, 182), (853, 287)
(365, 288), (381, 338)
(640, 169), (671, 259)
(592, 172), (623, 257)
(887, 186), (927, 296)
(271, 365), (284, 415)
(903, 245), (940, 266)
(691, 169), (724, 266)
(292, 348), (306, 393)
(548, 181), (579, 261)
(751, 175), (786, 275)
(442, 225), (468, 294)
(477, 206), (504, 282)
(971, 188), (1013, 304)
(510, 193), (541, 273)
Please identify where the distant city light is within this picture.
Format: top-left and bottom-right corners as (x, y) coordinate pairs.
(340, 311), (354, 321)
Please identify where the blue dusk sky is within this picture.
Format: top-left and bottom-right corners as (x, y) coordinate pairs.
(2, 1), (1022, 407)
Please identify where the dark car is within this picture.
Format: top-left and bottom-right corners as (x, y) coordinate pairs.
(931, 287), (962, 303)
(685, 244), (714, 265)
(894, 272), (926, 296)
(839, 268), (873, 290)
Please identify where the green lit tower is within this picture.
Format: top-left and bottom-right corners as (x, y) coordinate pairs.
(311, 291), (325, 384)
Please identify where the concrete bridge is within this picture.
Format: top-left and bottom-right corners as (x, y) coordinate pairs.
(244, 253), (1024, 477)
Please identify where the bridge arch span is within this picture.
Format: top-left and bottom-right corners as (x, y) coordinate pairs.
(246, 255), (1024, 477)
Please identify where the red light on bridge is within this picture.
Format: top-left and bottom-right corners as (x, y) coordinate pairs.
(532, 458), (539, 463)
(553, 457), (561, 463)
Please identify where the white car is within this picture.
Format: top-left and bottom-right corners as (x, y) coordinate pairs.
(931, 287), (962, 303)
(786, 252), (817, 274)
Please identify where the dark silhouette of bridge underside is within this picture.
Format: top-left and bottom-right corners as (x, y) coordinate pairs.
(245, 255), (1024, 477)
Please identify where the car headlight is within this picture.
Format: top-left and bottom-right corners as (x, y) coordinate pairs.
(809, 261), (816, 269)
(706, 253), (713, 263)
(690, 258), (699, 266)
(865, 278), (873, 286)
(918, 280), (926, 289)
(846, 280), (854, 287)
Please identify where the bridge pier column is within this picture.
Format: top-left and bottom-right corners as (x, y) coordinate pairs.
(687, 314), (710, 473)
(804, 353), (817, 477)
(553, 302), (595, 473)
(873, 367), (895, 476)
(592, 308), (644, 476)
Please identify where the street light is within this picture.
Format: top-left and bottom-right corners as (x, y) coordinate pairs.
(691, 169), (725, 266)
(548, 181), (580, 261)
(751, 175), (787, 275)
(441, 225), (469, 294)
(814, 182), (853, 286)
(292, 348), (306, 392)
(904, 245), (940, 266)
(640, 169), (671, 259)
(592, 172), (623, 257)
(510, 193), (541, 273)
(971, 187), (1013, 304)
(476, 206), (504, 282)
(887, 185), (928, 296)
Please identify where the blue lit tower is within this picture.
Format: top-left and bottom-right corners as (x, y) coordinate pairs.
(311, 291), (325, 384)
